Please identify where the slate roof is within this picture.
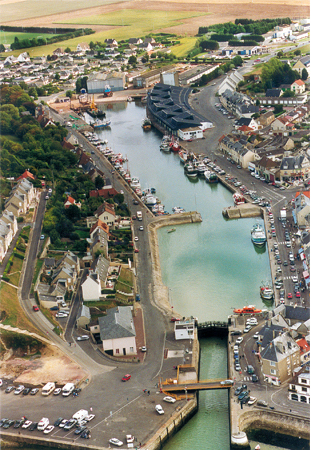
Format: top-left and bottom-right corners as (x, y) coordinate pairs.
(285, 305), (310, 322)
(77, 304), (91, 320)
(280, 155), (305, 171)
(261, 332), (300, 363)
(98, 306), (135, 341)
(265, 88), (282, 97)
(258, 322), (285, 349)
(147, 83), (207, 131)
(235, 117), (253, 127)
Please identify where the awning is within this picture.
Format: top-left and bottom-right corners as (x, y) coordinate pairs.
(298, 248), (304, 254)
(292, 209), (297, 224)
(303, 270), (309, 279)
(300, 253), (306, 261)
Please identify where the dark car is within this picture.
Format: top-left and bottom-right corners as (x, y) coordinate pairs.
(133, 200), (139, 205)
(29, 422), (38, 431)
(81, 428), (91, 439)
(252, 374), (259, 382)
(50, 306), (59, 311)
(72, 388), (81, 396)
(238, 391), (249, 401)
(231, 330), (242, 336)
(23, 388), (31, 395)
(14, 419), (25, 428)
(234, 386), (244, 396)
(5, 386), (15, 393)
(54, 417), (63, 427)
(283, 261), (288, 266)
(0, 419), (9, 427)
(75, 425), (87, 435)
(241, 395), (250, 404)
(3, 420), (15, 429)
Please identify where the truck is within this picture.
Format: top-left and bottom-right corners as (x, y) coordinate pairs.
(37, 417), (49, 431)
(42, 382), (55, 396)
(280, 208), (286, 222)
(137, 211), (142, 221)
(72, 409), (89, 421)
(62, 383), (75, 397)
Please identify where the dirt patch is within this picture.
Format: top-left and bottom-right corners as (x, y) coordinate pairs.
(3, 1), (309, 37)
(0, 345), (88, 386)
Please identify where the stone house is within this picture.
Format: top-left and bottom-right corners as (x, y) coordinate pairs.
(294, 190), (310, 228)
(98, 306), (137, 356)
(76, 305), (91, 328)
(288, 372), (310, 404)
(291, 79), (305, 95)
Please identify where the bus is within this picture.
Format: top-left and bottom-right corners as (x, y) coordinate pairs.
(42, 382), (56, 396)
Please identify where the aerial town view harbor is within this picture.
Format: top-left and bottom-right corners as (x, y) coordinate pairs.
(0, 1), (310, 450)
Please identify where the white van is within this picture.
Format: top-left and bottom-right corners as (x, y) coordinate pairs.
(37, 417), (49, 431)
(42, 382), (55, 396)
(136, 211), (142, 221)
(72, 409), (88, 421)
(62, 383), (75, 397)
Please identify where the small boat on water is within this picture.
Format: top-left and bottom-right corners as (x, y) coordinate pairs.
(233, 193), (246, 205)
(204, 170), (218, 183)
(160, 143), (170, 152)
(233, 305), (262, 315)
(141, 117), (152, 130)
(196, 162), (207, 177)
(178, 150), (188, 164)
(184, 163), (198, 178)
(169, 136), (181, 153)
(251, 224), (266, 247)
(255, 445), (260, 450)
(260, 284), (274, 301)
(92, 118), (111, 129)
(167, 228), (176, 233)
(172, 206), (185, 214)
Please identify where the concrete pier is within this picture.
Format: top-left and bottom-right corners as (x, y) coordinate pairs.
(222, 203), (263, 219)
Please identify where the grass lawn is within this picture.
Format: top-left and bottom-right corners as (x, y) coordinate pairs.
(31, 259), (44, 293)
(74, 229), (90, 239)
(2, 134), (22, 143)
(117, 267), (134, 286)
(0, 31), (59, 45)
(0, 282), (40, 333)
(170, 37), (197, 57)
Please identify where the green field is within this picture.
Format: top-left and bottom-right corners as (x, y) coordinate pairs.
(0, 31), (59, 45)
(170, 37), (198, 57)
(10, 8), (207, 58)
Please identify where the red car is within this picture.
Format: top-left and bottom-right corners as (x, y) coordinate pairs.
(170, 317), (181, 322)
(295, 291), (301, 298)
(134, 249), (139, 253)
(122, 374), (131, 382)
(33, 305), (39, 312)
(287, 293), (293, 299)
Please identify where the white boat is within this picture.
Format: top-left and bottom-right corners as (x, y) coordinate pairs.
(260, 283), (274, 300)
(233, 193), (245, 205)
(196, 162), (207, 176)
(172, 206), (185, 214)
(184, 163), (198, 177)
(251, 224), (266, 247)
(143, 194), (157, 206)
(178, 150), (188, 164)
(131, 177), (141, 189)
(160, 143), (170, 153)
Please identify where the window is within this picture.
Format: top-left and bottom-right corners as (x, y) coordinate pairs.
(130, 347), (134, 352)
(270, 369), (276, 375)
(115, 349), (119, 354)
(270, 361), (276, 367)
(301, 378), (307, 384)
(302, 387), (308, 392)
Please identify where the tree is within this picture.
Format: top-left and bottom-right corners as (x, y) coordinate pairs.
(294, 49), (301, 56)
(0, 44), (5, 53)
(66, 90), (73, 98)
(301, 68), (308, 81)
(277, 51), (284, 58)
(54, 72), (60, 81)
(89, 41), (95, 49)
(232, 55), (243, 67)
(128, 55), (137, 65)
(95, 175), (104, 189)
(282, 89), (295, 97)
(200, 40), (219, 51)
(65, 47), (71, 53)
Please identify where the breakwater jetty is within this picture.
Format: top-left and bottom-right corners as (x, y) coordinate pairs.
(222, 203), (263, 219)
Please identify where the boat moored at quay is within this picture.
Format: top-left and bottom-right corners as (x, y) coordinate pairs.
(260, 283), (274, 301)
(92, 118), (111, 129)
(204, 170), (218, 183)
(233, 193), (245, 205)
(251, 223), (267, 247)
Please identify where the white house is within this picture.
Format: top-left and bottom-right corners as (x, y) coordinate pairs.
(98, 306), (137, 356)
(174, 318), (195, 340)
(81, 272), (101, 301)
(178, 127), (203, 141)
(288, 372), (310, 404)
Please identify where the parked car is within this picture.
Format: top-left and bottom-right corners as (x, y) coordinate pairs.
(5, 386), (15, 393)
(53, 388), (62, 396)
(44, 425), (55, 434)
(77, 335), (89, 341)
(234, 386), (244, 396)
(30, 388), (39, 395)
(248, 396), (257, 405)
(236, 337), (243, 345)
(257, 400), (268, 407)
(22, 420), (32, 429)
(122, 374), (131, 382)
(22, 388), (31, 395)
(109, 438), (123, 447)
(155, 404), (164, 415)
(238, 391), (249, 401)
(54, 417), (63, 427)
(14, 385), (25, 395)
(64, 419), (77, 431)
(80, 429), (91, 439)
(163, 396), (176, 403)
(29, 422), (38, 431)
(33, 305), (39, 312)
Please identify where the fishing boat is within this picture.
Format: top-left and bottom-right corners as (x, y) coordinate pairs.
(184, 163), (198, 178)
(160, 143), (170, 153)
(178, 150), (188, 164)
(204, 170), (218, 183)
(143, 194), (157, 206)
(92, 118), (111, 129)
(251, 224), (267, 247)
(141, 117), (152, 130)
(260, 283), (274, 301)
(131, 177), (141, 189)
(167, 228), (176, 233)
(196, 162), (207, 177)
(172, 206), (185, 214)
(233, 305), (262, 315)
(233, 193), (245, 205)
(169, 136), (181, 153)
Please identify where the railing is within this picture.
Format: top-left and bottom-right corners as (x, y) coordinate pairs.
(197, 321), (228, 330)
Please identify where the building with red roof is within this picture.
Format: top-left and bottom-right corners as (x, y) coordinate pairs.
(16, 170), (35, 181)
